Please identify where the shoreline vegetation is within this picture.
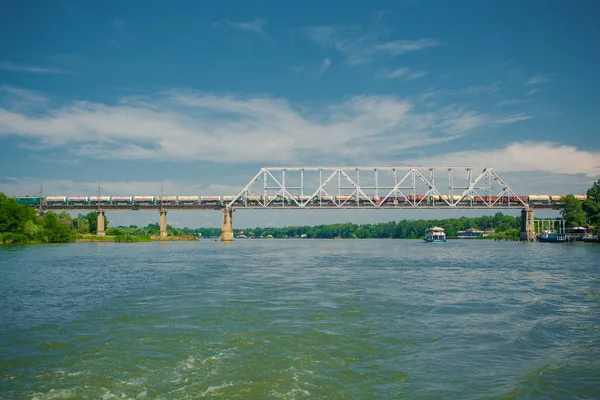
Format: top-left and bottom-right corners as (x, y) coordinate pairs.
(2, 180), (599, 245)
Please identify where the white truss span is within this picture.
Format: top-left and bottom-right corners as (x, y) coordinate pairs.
(226, 167), (528, 209)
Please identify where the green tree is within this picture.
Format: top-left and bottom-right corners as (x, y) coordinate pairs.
(42, 212), (75, 242)
(0, 193), (37, 234)
(76, 216), (90, 234)
(23, 220), (43, 240)
(560, 194), (587, 227)
(57, 211), (74, 228)
(583, 180), (600, 226)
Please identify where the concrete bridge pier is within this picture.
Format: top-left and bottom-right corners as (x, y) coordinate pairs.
(97, 211), (105, 236)
(221, 208), (234, 242)
(519, 208), (535, 241)
(160, 210), (168, 237)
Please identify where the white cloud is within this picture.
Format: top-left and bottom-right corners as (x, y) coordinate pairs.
(457, 82), (501, 95)
(1, 86), (48, 107)
(383, 67), (409, 78)
(225, 18), (274, 43)
(498, 99), (527, 107)
(0, 61), (69, 75)
(526, 73), (553, 85)
(405, 142), (600, 178)
(0, 89), (533, 164)
(382, 67), (429, 80)
(406, 70), (430, 80)
(304, 25), (438, 66)
(318, 58), (331, 76)
(373, 39), (438, 55)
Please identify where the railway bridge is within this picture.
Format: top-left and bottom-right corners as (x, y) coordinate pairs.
(21, 166), (578, 241)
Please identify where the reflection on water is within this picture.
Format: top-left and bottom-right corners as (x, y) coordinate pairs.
(0, 240), (599, 398)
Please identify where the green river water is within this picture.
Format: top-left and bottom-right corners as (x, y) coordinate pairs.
(1, 240), (599, 399)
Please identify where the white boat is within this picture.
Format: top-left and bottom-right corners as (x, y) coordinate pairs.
(424, 227), (446, 243)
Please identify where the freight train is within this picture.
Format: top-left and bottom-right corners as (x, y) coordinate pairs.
(12, 194), (587, 206)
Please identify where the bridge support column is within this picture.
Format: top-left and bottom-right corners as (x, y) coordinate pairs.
(520, 208), (535, 241)
(221, 208), (234, 242)
(97, 211), (105, 236)
(160, 210), (168, 237)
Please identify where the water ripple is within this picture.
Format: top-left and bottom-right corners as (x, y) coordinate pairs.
(0, 240), (599, 398)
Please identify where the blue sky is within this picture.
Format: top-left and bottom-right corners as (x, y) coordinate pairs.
(1, 0), (599, 228)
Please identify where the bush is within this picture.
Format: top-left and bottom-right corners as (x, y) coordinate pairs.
(1, 232), (30, 244)
(114, 235), (152, 243)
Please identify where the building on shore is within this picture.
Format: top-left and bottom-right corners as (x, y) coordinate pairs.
(456, 228), (493, 239)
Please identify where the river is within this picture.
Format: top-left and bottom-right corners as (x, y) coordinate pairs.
(1, 240), (599, 399)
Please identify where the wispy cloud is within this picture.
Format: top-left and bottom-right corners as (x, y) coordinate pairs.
(225, 18), (274, 44)
(456, 82), (501, 95)
(318, 58), (331, 77)
(0, 61), (69, 75)
(406, 142), (600, 178)
(382, 67), (429, 80)
(0, 88), (531, 164)
(527, 88), (540, 96)
(526, 73), (553, 85)
(406, 70), (430, 80)
(1, 86), (47, 107)
(304, 24), (438, 66)
(498, 99), (527, 107)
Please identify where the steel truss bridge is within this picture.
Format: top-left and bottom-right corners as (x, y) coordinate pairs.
(225, 166), (554, 210)
(37, 166), (558, 211)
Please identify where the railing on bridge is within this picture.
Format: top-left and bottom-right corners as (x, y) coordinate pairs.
(227, 166), (529, 209)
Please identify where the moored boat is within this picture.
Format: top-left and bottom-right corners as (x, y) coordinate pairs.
(536, 231), (566, 243)
(582, 235), (599, 243)
(424, 227), (446, 243)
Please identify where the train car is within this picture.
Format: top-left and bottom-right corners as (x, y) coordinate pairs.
(285, 195), (312, 205)
(221, 196), (235, 203)
(431, 194), (450, 202)
(46, 196), (68, 203)
(67, 196), (89, 204)
(379, 196), (406, 204)
(336, 195), (354, 203)
(455, 195), (474, 203)
(551, 195), (564, 202)
(200, 196), (221, 204)
(473, 195), (493, 204)
(265, 195), (282, 203)
(89, 196), (112, 203)
(574, 195), (587, 201)
(358, 195), (378, 203)
(528, 194), (551, 203)
(407, 195), (427, 203)
(432, 194), (472, 203)
(133, 196), (155, 203)
(177, 196), (199, 203)
(15, 196), (42, 205)
(245, 195), (262, 203)
(156, 195), (177, 204)
(112, 196), (133, 203)
(294, 195), (312, 202)
(314, 195), (334, 203)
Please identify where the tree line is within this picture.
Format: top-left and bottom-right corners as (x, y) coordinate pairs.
(560, 180), (600, 227)
(0, 193), (111, 244)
